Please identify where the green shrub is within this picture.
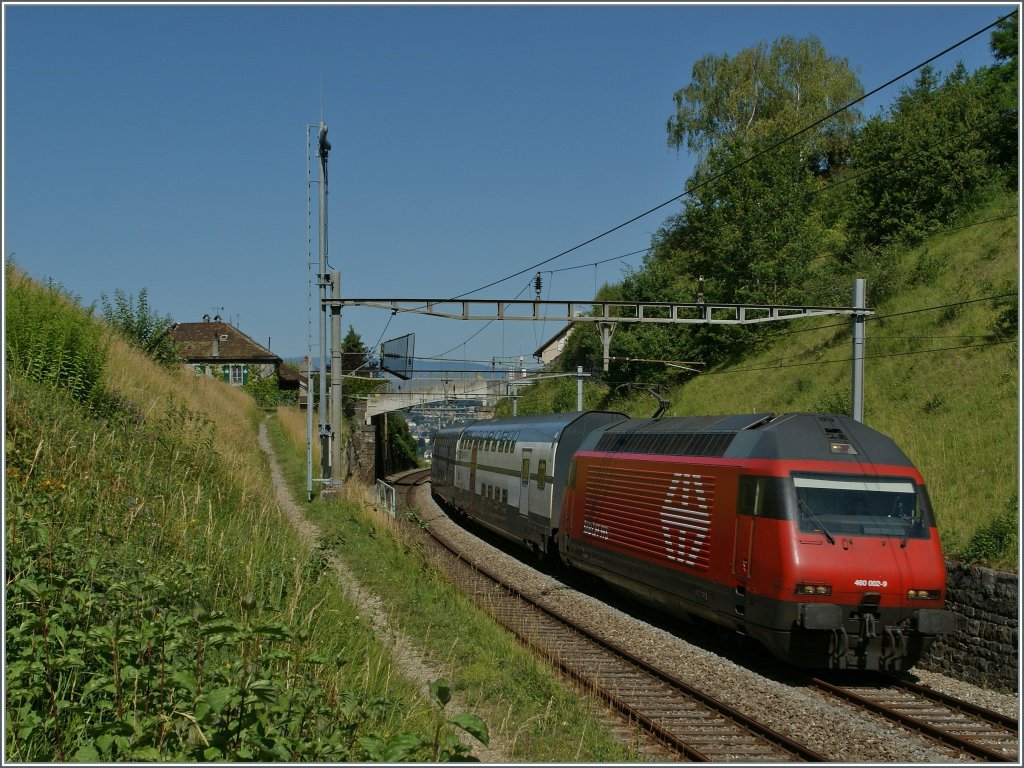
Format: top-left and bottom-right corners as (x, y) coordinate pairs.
(959, 494), (1018, 566)
(99, 288), (181, 368)
(243, 368), (298, 408)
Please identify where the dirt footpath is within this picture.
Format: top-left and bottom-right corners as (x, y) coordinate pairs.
(257, 421), (510, 762)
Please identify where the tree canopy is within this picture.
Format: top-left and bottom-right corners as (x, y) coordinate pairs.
(667, 35), (863, 175)
(560, 21), (1017, 381)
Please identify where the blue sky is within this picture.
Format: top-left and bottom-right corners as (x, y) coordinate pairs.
(4, 3), (1011, 371)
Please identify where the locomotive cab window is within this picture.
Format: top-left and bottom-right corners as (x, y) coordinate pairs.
(792, 474), (930, 539)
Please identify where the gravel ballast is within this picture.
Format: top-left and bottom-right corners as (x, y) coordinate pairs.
(412, 484), (1019, 763)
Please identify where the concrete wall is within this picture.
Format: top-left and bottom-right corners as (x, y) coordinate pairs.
(919, 562), (1018, 693)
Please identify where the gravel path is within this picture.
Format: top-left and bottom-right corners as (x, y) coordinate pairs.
(257, 423), (511, 762)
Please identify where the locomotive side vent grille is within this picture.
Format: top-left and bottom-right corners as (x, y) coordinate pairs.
(595, 431), (734, 458)
(824, 426), (850, 441)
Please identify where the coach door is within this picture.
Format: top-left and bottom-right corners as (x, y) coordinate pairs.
(519, 448), (532, 516)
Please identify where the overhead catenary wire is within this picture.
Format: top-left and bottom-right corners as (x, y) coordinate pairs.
(591, 336), (1015, 382)
(438, 10), (1016, 304)
(595, 292), (1018, 372)
(433, 276), (535, 359)
(761, 287), (1019, 341)
(702, 337), (1016, 377)
(392, 11), (1016, 368)
(552, 110), (1017, 291)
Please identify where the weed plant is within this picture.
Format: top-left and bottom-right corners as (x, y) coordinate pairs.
(6, 266), (108, 411)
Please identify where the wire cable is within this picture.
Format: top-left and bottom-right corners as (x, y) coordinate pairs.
(441, 10), (1016, 303)
(432, 276), (534, 358)
(651, 337), (1018, 378)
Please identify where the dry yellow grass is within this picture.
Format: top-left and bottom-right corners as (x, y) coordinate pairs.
(275, 403), (321, 469)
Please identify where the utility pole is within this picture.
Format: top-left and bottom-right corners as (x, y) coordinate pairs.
(851, 278), (867, 423)
(329, 270), (343, 485)
(317, 122), (332, 481)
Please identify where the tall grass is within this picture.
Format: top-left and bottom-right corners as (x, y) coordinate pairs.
(260, 417), (638, 762)
(5, 265), (108, 409)
(5, 268), (487, 761)
(276, 404), (321, 477)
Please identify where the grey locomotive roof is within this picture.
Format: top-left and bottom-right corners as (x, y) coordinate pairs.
(726, 413), (915, 466)
(582, 412), (915, 467)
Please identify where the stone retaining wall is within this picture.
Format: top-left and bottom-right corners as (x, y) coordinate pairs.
(918, 562), (1018, 693)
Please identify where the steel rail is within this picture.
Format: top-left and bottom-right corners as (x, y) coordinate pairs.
(810, 676), (1017, 762)
(885, 675), (1019, 733)
(392, 472), (826, 762)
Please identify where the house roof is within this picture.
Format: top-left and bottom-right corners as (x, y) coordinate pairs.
(278, 362), (305, 384)
(171, 321), (282, 364)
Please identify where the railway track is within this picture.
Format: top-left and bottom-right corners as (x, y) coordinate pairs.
(388, 470), (1018, 762)
(808, 675), (1018, 762)
(391, 471), (824, 762)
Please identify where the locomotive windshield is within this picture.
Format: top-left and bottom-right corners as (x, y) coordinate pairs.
(792, 474), (931, 539)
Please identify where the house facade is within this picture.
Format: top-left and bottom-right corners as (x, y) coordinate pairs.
(533, 323), (575, 367)
(171, 315), (282, 386)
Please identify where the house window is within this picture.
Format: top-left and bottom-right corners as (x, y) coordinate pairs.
(230, 364), (244, 385)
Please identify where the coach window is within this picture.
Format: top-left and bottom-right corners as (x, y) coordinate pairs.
(521, 458), (530, 486)
(537, 459), (547, 490)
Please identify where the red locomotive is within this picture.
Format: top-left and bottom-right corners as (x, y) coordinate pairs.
(433, 411), (954, 670)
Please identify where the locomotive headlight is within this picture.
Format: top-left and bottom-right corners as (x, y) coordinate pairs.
(796, 583), (832, 596)
(907, 589), (940, 600)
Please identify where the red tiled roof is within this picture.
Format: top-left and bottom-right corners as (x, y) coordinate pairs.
(171, 321), (281, 363)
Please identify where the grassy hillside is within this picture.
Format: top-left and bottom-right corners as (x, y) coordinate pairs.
(4, 265), (642, 762)
(3, 268), (469, 761)
(506, 193), (1019, 569)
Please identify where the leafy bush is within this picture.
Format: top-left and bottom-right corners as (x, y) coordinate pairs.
(4, 482), (486, 761)
(959, 494), (1018, 566)
(243, 368), (297, 408)
(99, 288), (181, 368)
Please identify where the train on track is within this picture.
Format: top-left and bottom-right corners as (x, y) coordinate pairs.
(430, 411), (954, 671)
